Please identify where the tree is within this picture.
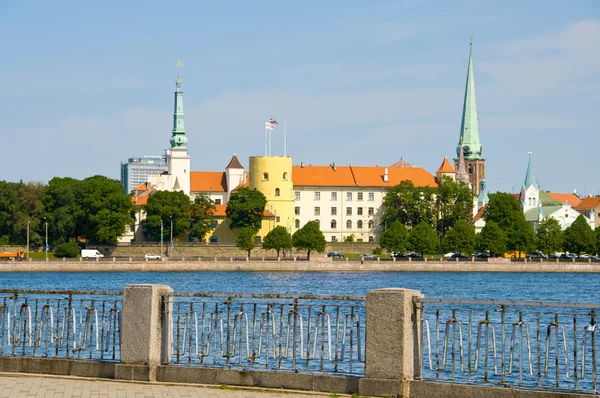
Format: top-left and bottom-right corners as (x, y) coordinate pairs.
(226, 188), (267, 231)
(262, 225), (292, 257)
(144, 190), (192, 243)
(536, 218), (563, 255)
(189, 194), (216, 242)
(379, 220), (409, 253)
(435, 176), (474, 237)
(442, 220), (476, 254)
(506, 218), (537, 255)
(381, 180), (435, 229)
(478, 220), (506, 257)
(42, 177), (83, 245)
(484, 193), (524, 230)
(54, 239), (82, 258)
(408, 222), (439, 256)
(292, 220), (327, 260)
(563, 215), (595, 255)
(595, 227), (600, 256)
(236, 226), (257, 257)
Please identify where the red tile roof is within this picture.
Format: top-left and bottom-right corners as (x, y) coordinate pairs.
(190, 172), (227, 192)
(574, 196), (600, 211)
(225, 155), (244, 169)
(546, 192), (581, 206)
(292, 165), (436, 188)
(436, 157), (455, 173)
(473, 204), (487, 222)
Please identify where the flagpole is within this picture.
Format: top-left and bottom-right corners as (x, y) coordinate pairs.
(269, 119), (272, 156)
(284, 120), (287, 157)
(264, 121), (268, 156)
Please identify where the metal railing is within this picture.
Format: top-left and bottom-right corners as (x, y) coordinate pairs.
(163, 292), (365, 375)
(415, 297), (600, 393)
(0, 289), (122, 361)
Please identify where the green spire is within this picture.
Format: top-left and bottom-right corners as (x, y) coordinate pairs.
(456, 38), (482, 160)
(523, 152), (538, 189)
(170, 60), (187, 149)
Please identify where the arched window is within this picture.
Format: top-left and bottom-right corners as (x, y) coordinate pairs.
(357, 220), (363, 229)
(275, 188), (280, 197)
(331, 220), (337, 229)
(346, 220), (352, 229)
(532, 197), (536, 206)
(315, 219), (321, 226)
(368, 220), (374, 229)
(295, 219), (300, 228)
(263, 172), (269, 181)
(283, 172), (288, 180)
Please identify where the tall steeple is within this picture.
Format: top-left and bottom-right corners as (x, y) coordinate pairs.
(456, 38), (482, 160)
(455, 142), (470, 186)
(170, 60), (187, 149)
(523, 152), (538, 189)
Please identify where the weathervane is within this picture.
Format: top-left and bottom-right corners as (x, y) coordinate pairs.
(176, 60), (182, 79)
(470, 35), (474, 44)
(528, 151), (533, 159)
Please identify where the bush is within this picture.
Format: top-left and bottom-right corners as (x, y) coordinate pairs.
(372, 247), (383, 256)
(54, 240), (82, 258)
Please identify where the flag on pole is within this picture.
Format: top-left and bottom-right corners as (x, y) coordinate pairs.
(171, 242), (175, 249)
(265, 121), (273, 130)
(45, 243), (49, 252)
(269, 118), (279, 125)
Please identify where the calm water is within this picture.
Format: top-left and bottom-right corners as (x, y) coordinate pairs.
(1, 271), (600, 302)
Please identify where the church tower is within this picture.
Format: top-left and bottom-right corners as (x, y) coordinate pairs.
(520, 152), (540, 213)
(168, 61), (191, 195)
(454, 39), (485, 196)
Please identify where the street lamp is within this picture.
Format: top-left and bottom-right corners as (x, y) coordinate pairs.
(160, 218), (164, 258)
(26, 221), (30, 260)
(170, 216), (173, 258)
(43, 218), (48, 261)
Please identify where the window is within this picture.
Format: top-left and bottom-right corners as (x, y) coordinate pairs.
(283, 172), (288, 180)
(368, 236), (374, 242)
(357, 220), (363, 229)
(346, 220), (352, 229)
(295, 219), (300, 228)
(368, 220), (374, 229)
(368, 192), (374, 201)
(315, 219), (320, 226)
(331, 192), (337, 200)
(314, 207), (320, 216)
(331, 207), (337, 215)
(295, 191), (300, 201)
(346, 192), (352, 201)
(214, 199), (221, 205)
(331, 236), (337, 242)
(357, 207), (363, 215)
(276, 216), (280, 222)
(331, 220), (337, 229)
(295, 206), (300, 215)
(254, 236), (262, 244)
(209, 236), (218, 243)
(263, 172), (269, 181)
(211, 220), (219, 228)
(346, 207), (352, 216)
(314, 192), (321, 201)
(357, 192), (363, 201)
(275, 188), (280, 197)
(368, 207), (374, 216)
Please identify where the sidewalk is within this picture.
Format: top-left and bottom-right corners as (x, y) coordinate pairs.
(0, 373), (343, 398)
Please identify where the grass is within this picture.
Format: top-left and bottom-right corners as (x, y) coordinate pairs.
(26, 251), (57, 260)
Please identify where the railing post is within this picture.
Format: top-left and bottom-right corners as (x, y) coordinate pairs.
(116, 284), (173, 382)
(359, 288), (422, 398)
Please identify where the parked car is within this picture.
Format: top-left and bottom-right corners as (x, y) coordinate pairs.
(359, 254), (376, 260)
(549, 253), (562, 259)
(327, 252), (344, 258)
(443, 252), (455, 258)
(144, 253), (161, 260)
(450, 253), (470, 260)
(561, 253), (576, 259)
(471, 252), (491, 259)
(407, 253), (423, 259)
(526, 251), (547, 259)
(391, 252), (408, 259)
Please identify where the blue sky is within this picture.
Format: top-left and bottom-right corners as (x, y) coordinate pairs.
(1, 1), (598, 195)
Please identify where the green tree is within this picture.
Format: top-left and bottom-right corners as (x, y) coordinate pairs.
(54, 239), (82, 258)
(442, 220), (476, 254)
(0, 181), (46, 245)
(381, 180), (435, 228)
(189, 194), (216, 242)
(379, 220), (409, 254)
(42, 177), (83, 245)
(536, 217), (563, 255)
(484, 193), (524, 230)
(595, 227), (600, 256)
(478, 220), (506, 257)
(292, 220), (327, 260)
(236, 226), (257, 257)
(408, 222), (439, 256)
(262, 225), (292, 257)
(563, 215), (595, 255)
(144, 190), (192, 243)
(435, 176), (474, 237)
(226, 188), (267, 231)
(506, 218), (537, 256)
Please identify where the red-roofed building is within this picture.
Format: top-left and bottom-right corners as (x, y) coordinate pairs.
(574, 196), (600, 228)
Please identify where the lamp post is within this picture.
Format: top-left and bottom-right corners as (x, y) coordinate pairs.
(170, 216), (173, 258)
(160, 219), (164, 258)
(26, 221), (30, 260)
(44, 218), (48, 261)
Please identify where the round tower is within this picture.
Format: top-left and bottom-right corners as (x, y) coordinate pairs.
(249, 156), (294, 233)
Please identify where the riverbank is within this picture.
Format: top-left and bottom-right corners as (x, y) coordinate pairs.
(1, 260), (599, 272)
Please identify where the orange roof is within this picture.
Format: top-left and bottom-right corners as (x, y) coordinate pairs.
(574, 196), (600, 211)
(131, 188), (156, 206)
(436, 157), (455, 173)
(190, 172), (227, 192)
(511, 193), (521, 200)
(292, 165), (436, 188)
(212, 204), (274, 218)
(546, 192), (581, 206)
(133, 182), (148, 192)
(473, 204), (487, 222)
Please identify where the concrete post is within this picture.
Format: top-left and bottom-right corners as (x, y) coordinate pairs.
(116, 284), (173, 382)
(359, 288), (422, 398)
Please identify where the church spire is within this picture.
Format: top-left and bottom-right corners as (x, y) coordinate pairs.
(455, 142), (470, 186)
(456, 37), (482, 160)
(523, 152), (539, 189)
(170, 60), (187, 149)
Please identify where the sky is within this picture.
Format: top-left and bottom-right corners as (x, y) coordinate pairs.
(1, 1), (598, 195)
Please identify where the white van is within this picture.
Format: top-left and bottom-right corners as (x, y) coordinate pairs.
(81, 249), (104, 259)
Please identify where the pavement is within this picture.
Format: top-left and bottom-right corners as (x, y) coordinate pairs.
(0, 373), (345, 398)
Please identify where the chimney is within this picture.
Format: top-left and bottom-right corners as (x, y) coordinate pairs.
(301, 162), (304, 168)
(383, 167), (389, 182)
(332, 162), (337, 171)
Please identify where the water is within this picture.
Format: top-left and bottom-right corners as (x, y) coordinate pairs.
(1, 271), (599, 302)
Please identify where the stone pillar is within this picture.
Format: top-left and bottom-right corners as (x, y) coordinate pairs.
(116, 284), (173, 382)
(359, 288), (422, 398)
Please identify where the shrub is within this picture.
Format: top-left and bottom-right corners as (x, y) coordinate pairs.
(54, 240), (82, 258)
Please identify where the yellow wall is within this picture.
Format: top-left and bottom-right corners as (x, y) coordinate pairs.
(249, 156), (295, 234)
(204, 217), (276, 245)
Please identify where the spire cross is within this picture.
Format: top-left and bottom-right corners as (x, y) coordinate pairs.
(528, 151), (533, 159)
(176, 60), (182, 80)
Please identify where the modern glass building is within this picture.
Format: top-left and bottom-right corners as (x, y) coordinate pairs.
(120, 154), (168, 193)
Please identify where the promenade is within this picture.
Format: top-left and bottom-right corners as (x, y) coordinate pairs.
(0, 373), (334, 398)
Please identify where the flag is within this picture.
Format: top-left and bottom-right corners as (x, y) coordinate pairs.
(45, 243), (49, 252)
(265, 121), (273, 130)
(171, 242), (175, 249)
(269, 118), (279, 125)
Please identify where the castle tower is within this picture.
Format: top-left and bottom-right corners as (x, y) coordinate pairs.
(520, 152), (540, 213)
(454, 39), (485, 196)
(225, 154), (245, 202)
(167, 61), (191, 195)
(249, 156), (295, 234)
(436, 156), (456, 182)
